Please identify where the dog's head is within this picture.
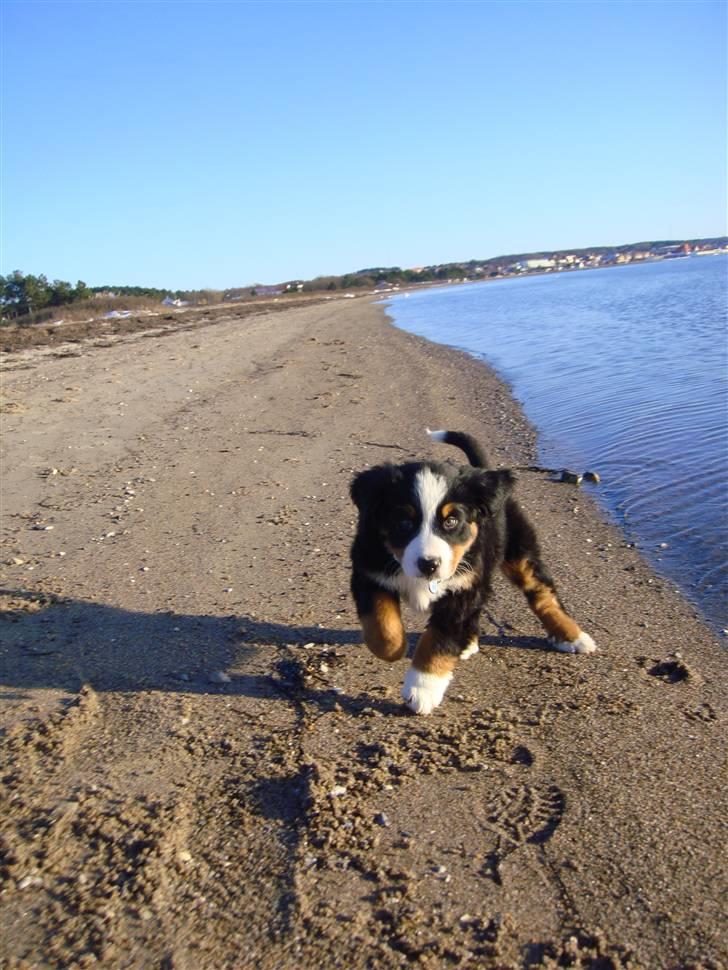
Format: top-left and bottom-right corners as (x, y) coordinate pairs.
(351, 460), (514, 582)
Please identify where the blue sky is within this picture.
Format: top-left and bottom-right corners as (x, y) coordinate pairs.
(2, 0), (726, 289)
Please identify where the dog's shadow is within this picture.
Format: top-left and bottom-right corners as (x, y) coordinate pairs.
(0, 588), (548, 715)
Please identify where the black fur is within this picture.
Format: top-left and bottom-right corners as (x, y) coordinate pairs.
(350, 431), (579, 666)
(350, 462), (514, 658)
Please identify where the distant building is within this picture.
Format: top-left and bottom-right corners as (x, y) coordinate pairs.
(506, 258), (555, 273)
(653, 244), (690, 259)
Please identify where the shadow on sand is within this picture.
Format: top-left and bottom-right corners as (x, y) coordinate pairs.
(0, 587), (548, 708)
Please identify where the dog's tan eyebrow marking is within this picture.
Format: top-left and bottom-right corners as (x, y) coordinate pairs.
(440, 503), (457, 519)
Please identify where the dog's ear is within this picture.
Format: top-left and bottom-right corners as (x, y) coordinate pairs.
(350, 464), (400, 517)
(458, 468), (515, 515)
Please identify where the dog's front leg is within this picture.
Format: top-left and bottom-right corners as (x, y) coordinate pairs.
(402, 602), (481, 714)
(402, 627), (457, 715)
(352, 574), (407, 662)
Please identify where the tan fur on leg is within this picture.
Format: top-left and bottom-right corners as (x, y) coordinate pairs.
(412, 627), (457, 677)
(402, 627), (457, 714)
(360, 591), (407, 661)
(501, 558), (595, 652)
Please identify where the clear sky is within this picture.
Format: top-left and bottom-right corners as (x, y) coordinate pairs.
(2, 0), (726, 289)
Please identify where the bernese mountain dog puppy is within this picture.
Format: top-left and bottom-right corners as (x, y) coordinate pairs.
(350, 430), (596, 715)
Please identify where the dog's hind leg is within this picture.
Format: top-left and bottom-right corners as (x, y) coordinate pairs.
(501, 498), (597, 655)
(352, 576), (407, 662)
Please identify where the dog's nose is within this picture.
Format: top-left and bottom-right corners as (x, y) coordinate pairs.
(417, 556), (440, 577)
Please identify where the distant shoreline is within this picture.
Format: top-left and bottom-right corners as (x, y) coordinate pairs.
(372, 248), (728, 299)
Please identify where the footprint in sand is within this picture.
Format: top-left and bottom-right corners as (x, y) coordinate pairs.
(481, 783), (565, 885)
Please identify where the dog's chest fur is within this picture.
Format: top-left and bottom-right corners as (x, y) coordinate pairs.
(366, 567), (476, 612)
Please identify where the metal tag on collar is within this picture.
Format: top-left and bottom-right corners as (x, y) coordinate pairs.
(428, 579), (439, 594)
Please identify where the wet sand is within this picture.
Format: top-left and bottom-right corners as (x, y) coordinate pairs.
(0, 297), (725, 968)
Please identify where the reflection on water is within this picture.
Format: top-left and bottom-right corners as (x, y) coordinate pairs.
(386, 256), (728, 631)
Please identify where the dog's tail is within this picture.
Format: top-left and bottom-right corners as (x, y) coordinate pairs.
(427, 429), (491, 469)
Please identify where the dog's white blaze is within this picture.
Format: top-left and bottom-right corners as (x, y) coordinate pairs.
(402, 666), (452, 715)
(402, 468), (452, 580)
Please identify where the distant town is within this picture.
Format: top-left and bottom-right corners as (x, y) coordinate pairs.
(2, 236), (726, 323)
(265, 236), (728, 298)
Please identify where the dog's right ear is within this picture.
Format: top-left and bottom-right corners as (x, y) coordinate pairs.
(350, 464), (400, 516)
(456, 467), (515, 516)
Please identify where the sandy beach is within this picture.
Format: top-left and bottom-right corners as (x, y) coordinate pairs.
(0, 297), (725, 969)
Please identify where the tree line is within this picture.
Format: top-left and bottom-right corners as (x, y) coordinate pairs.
(1, 271), (97, 319)
(0, 271), (224, 322)
(4, 237), (725, 321)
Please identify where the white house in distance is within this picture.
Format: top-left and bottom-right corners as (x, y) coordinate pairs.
(523, 258), (556, 270)
(507, 258), (557, 273)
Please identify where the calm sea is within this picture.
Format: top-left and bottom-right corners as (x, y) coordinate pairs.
(384, 255), (728, 631)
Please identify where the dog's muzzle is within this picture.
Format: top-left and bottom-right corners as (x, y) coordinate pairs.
(417, 556), (440, 578)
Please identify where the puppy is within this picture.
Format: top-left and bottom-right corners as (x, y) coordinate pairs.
(350, 430), (596, 714)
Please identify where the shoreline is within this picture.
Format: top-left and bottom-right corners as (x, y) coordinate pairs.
(371, 248), (728, 301)
(1, 297), (725, 968)
(378, 295), (726, 637)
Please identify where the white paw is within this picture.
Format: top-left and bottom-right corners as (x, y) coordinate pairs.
(459, 638), (479, 660)
(550, 630), (597, 654)
(402, 666), (452, 715)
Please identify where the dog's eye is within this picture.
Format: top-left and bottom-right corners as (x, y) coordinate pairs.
(443, 515), (459, 531)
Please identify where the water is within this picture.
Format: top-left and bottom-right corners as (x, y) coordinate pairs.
(384, 256), (728, 631)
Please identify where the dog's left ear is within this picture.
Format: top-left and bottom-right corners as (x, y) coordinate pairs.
(459, 468), (515, 515)
(350, 464), (400, 517)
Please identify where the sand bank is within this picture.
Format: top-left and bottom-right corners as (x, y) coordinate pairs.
(0, 297), (725, 968)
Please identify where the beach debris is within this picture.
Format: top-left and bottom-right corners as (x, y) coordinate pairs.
(558, 470), (582, 485)
(17, 875), (43, 891)
(521, 464), (601, 485)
